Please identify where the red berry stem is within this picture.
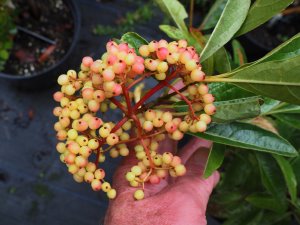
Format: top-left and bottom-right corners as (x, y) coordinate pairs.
(163, 81), (198, 120)
(127, 72), (154, 90)
(110, 97), (127, 113)
(133, 69), (180, 111)
(121, 83), (133, 116)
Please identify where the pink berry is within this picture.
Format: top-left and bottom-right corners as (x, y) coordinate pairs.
(53, 91), (64, 102)
(171, 156), (182, 167)
(77, 119), (89, 132)
(88, 117), (103, 129)
(149, 174), (160, 184)
(82, 88), (94, 100)
(202, 94), (215, 104)
(113, 60), (126, 74)
(113, 83), (122, 96)
(156, 47), (168, 60)
(93, 90), (105, 102)
(135, 56), (145, 64)
(82, 56), (93, 67)
(118, 43), (129, 52)
(165, 121), (177, 133)
(103, 68), (115, 81)
(132, 63), (145, 74)
(107, 54), (118, 65)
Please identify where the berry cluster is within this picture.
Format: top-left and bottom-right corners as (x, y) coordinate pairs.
(53, 39), (216, 200)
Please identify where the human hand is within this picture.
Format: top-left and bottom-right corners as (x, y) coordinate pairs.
(104, 137), (220, 225)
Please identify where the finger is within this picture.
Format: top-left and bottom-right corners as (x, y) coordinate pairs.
(184, 147), (210, 176)
(157, 136), (178, 154)
(178, 138), (212, 165)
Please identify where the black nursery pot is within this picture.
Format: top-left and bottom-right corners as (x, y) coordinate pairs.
(0, 0), (81, 90)
(239, 13), (300, 61)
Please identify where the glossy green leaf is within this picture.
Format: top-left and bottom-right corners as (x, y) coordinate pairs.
(268, 104), (300, 114)
(210, 56), (300, 104)
(200, 0), (227, 30)
(200, 0), (251, 62)
(213, 96), (262, 123)
(260, 98), (281, 114)
(255, 153), (288, 211)
(236, 0), (294, 36)
(274, 114), (300, 130)
(174, 96), (261, 123)
(121, 32), (148, 53)
(214, 47), (232, 74)
(273, 155), (298, 203)
(246, 193), (283, 213)
(209, 83), (256, 102)
(202, 55), (214, 75)
(188, 122), (298, 157)
(155, 0), (188, 33)
(159, 25), (186, 40)
(232, 39), (248, 67)
(203, 143), (225, 178)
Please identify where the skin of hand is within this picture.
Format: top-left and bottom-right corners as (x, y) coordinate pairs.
(104, 137), (220, 225)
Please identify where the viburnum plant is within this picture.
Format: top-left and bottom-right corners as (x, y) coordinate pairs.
(53, 36), (216, 200)
(52, 0), (300, 222)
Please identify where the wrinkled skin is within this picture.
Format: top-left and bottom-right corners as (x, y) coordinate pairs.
(104, 138), (220, 225)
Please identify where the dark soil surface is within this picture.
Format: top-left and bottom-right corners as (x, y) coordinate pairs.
(3, 0), (74, 76)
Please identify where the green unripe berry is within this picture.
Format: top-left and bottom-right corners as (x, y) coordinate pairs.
(68, 164), (79, 174)
(174, 164), (186, 176)
(79, 146), (92, 158)
(153, 155), (163, 166)
(56, 142), (66, 153)
(67, 129), (78, 140)
(126, 172), (136, 182)
(157, 61), (168, 73)
(73, 174), (84, 183)
(101, 182), (111, 192)
(155, 73), (166, 80)
(162, 152), (173, 164)
(131, 165), (142, 176)
(58, 74), (69, 86)
(139, 45), (150, 57)
(88, 139), (99, 150)
(107, 188), (117, 199)
(130, 180), (139, 187)
(119, 147), (129, 156)
(185, 60), (197, 71)
(162, 111), (173, 123)
(134, 189), (144, 200)
(86, 162), (96, 172)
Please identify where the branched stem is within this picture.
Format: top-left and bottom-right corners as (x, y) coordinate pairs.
(163, 81), (198, 120)
(110, 97), (127, 114)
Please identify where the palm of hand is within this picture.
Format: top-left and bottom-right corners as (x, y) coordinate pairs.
(105, 138), (220, 225)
